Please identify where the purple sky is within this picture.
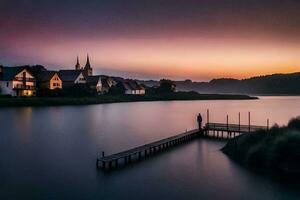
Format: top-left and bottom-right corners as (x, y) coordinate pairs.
(1, 0), (300, 80)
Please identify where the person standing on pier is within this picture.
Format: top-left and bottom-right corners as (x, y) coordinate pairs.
(197, 113), (203, 130)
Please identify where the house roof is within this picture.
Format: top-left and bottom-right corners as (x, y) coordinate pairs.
(86, 75), (101, 87)
(36, 71), (59, 82)
(122, 79), (144, 91)
(86, 75), (100, 83)
(28, 65), (47, 76)
(86, 75), (112, 88)
(0, 66), (32, 81)
(58, 70), (83, 82)
(111, 76), (124, 82)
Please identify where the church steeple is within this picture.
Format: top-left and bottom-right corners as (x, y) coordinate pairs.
(84, 54), (93, 76)
(75, 56), (81, 70)
(85, 54), (91, 69)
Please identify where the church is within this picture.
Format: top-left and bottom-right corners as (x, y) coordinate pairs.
(75, 54), (93, 76)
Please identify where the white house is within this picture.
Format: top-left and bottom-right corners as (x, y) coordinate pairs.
(122, 80), (146, 95)
(86, 75), (115, 94)
(0, 66), (36, 96)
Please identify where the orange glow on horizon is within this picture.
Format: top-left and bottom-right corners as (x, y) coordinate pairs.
(8, 36), (300, 80)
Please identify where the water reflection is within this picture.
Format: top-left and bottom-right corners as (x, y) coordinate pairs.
(13, 107), (33, 144)
(0, 97), (300, 199)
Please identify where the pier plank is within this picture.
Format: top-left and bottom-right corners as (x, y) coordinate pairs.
(98, 129), (199, 163)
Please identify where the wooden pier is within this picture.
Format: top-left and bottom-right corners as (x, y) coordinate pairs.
(97, 110), (270, 171)
(203, 123), (268, 139)
(97, 129), (200, 170)
(203, 110), (269, 139)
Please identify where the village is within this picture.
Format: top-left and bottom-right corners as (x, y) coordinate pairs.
(0, 55), (147, 97)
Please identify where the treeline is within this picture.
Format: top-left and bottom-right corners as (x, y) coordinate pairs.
(138, 72), (300, 95)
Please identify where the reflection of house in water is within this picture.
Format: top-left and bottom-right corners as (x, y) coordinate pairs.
(15, 107), (33, 144)
(0, 66), (36, 96)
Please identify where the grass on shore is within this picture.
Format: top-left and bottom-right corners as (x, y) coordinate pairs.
(222, 117), (300, 176)
(0, 92), (256, 107)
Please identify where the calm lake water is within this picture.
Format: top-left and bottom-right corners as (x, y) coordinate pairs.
(1, 96), (300, 199)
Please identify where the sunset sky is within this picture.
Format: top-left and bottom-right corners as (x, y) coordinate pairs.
(0, 0), (299, 81)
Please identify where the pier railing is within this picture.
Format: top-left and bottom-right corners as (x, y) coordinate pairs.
(205, 123), (267, 133)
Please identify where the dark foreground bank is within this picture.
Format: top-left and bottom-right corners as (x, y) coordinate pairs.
(222, 117), (300, 177)
(0, 92), (257, 107)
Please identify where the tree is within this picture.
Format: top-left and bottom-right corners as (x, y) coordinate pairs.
(63, 84), (94, 97)
(156, 79), (176, 94)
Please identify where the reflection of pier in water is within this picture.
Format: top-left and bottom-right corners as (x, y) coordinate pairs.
(97, 110), (269, 171)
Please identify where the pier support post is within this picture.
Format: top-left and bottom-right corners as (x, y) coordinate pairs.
(248, 112), (251, 133)
(227, 115), (229, 133)
(238, 112), (241, 133)
(207, 109), (210, 125)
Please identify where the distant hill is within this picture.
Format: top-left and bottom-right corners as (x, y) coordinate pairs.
(137, 72), (300, 95)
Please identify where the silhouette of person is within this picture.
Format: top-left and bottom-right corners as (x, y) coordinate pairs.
(197, 113), (203, 130)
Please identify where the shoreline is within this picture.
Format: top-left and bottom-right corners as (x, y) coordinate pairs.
(221, 119), (300, 179)
(0, 92), (257, 107)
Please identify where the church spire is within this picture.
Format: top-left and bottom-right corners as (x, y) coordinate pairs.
(75, 56), (81, 70)
(84, 54), (93, 76)
(85, 54), (91, 69)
